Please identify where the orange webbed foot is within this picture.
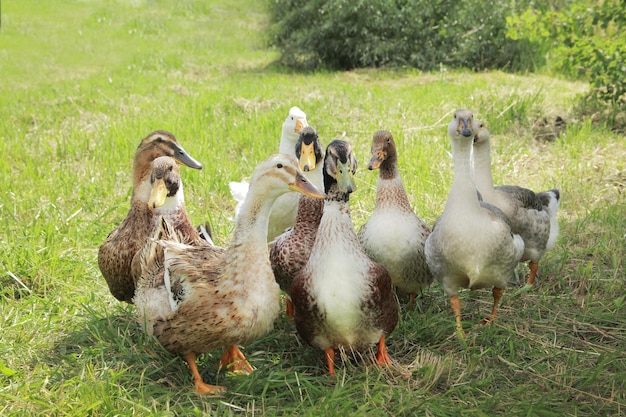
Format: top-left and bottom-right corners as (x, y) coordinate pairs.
(374, 335), (393, 368)
(219, 345), (254, 375)
(183, 352), (227, 395)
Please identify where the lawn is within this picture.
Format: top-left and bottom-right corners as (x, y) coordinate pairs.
(0, 0), (625, 416)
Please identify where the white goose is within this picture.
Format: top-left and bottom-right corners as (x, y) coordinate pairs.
(472, 122), (560, 291)
(424, 110), (524, 337)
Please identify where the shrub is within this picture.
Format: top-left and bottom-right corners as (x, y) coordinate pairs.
(266, 0), (538, 72)
(506, 0), (626, 130)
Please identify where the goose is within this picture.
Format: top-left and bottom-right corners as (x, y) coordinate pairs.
(357, 130), (433, 304)
(472, 122), (560, 291)
(270, 126), (325, 317)
(98, 130), (202, 303)
(291, 140), (399, 378)
(424, 110), (525, 337)
(134, 154), (326, 395)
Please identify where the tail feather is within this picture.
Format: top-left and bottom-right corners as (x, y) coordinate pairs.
(229, 180), (249, 221)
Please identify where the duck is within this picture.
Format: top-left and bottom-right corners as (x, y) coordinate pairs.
(424, 110), (525, 337)
(270, 126), (325, 318)
(291, 140), (399, 378)
(229, 107), (309, 241)
(98, 130), (203, 303)
(128, 155), (207, 284)
(357, 130), (433, 304)
(472, 122), (560, 291)
(133, 154), (326, 395)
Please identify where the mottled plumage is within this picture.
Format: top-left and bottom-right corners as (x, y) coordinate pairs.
(98, 131), (202, 303)
(270, 126), (325, 317)
(358, 130), (433, 302)
(472, 123), (560, 288)
(134, 154), (326, 395)
(292, 140), (399, 377)
(425, 110), (525, 336)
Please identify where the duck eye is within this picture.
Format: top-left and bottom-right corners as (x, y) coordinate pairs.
(277, 163), (283, 169)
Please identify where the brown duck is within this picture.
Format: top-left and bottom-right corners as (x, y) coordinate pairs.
(270, 126), (325, 318)
(98, 130), (202, 303)
(291, 140), (399, 378)
(357, 130), (433, 304)
(134, 154), (326, 395)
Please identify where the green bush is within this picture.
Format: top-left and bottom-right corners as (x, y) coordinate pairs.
(506, 0), (626, 130)
(266, 0), (537, 72)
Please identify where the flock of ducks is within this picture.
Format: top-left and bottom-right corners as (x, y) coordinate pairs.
(98, 108), (561, 394)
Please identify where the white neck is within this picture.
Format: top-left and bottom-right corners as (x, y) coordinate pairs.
(472, 140), (497, 201)
(445, 138), (481, 214)
(229, 184), (278, 249)
(156, 184), (185, 214)
(306, 165), (325, 191)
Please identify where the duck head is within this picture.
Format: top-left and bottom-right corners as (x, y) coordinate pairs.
(148, 156), (182, 210)
(367, 130), (396, 170)
(295, 126), (324, 172)
(323, 139), (358, 198)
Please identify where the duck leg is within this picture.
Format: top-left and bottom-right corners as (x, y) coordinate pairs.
(285, 296), (295, 319)
(183, 352), (226, 395)
(449, 295), (465, 336)
(374, 335), (392, 367)
(481, 287), (504, 324)
(325, 347), (336, 378)
(408, 292), (417, 309)
(218, 345), (254, 375)
(526, 261), (539, 286)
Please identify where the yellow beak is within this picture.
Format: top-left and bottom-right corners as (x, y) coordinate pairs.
(148, 178), (168, 209)
(299, 142), (317, 172)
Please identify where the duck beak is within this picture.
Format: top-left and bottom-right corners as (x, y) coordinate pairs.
(336, 160), (357, 194)
(367, 148), (384, 170)
(148, 178), (168, 209)
(299, 142), (317, 172)
(172, 143), (203, 170)
(294, 118), (308, 134)
(289, 172), (326, 199)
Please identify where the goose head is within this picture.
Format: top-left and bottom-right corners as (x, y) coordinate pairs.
(448, 109), (477, 141)
(148, 156), (183, 210)
(280, 107), (308, 155)
(472, 120), (489, 146)
(295, 126), (324, 172)
(323, 139), (358, 199)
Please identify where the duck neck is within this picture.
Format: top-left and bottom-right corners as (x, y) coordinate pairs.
(230, 187), (278, 249)
(376, 157), (412, 212)
(306, 165), (325, 191)
(472, 140), (496, 201)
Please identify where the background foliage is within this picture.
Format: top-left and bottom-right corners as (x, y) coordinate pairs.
(267, 0), (625, 129)
(266, 0), (535, 72)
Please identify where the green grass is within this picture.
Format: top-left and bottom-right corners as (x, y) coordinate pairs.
(1, 0), (625, 416)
